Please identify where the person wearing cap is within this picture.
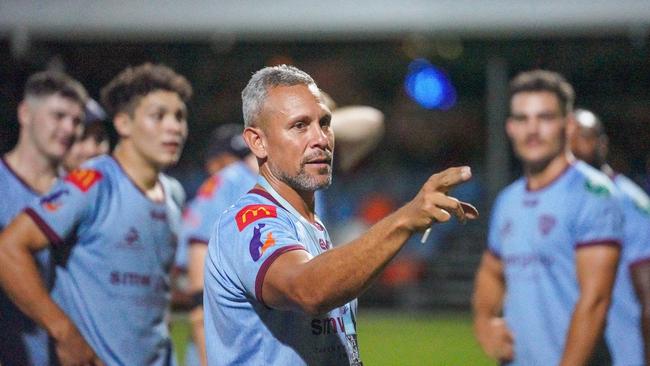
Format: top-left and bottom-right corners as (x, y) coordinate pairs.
(569, 108), (650, 366)
(62, 98), (110, 172)
(176, 123), (258, 366)
(0, 70), (87, 366)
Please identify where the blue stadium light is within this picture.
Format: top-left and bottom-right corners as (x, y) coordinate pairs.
(405, 59), (457, 110)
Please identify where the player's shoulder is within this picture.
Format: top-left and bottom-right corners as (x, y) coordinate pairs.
(159, 173), (186, 208)
(221, 161), (257, 186)
(0, 157), (17, 187)
(221, 190), (293, 234)
(63, 155), (111, 193)
(614, 174), (650, 216)
(570, 161), (617, 199)
(495, 177), (526, 206)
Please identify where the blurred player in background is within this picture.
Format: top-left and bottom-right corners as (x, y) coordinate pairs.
(0, 63), (191, 366)
(0, 70), (87, 366)
(203, 64), (477, 365)
(570, 108), (650, 366)
(178, 123), (257, 366)
(472, 70), (622, 365)
(62, 98), (110, 172)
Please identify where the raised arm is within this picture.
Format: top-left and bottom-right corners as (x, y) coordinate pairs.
(0, 212), (102, 366)
(560, 244), (619, 366)
(632, 260), (650, 366)
(262, 166), (478, 315)
(472, 251), (514, 362)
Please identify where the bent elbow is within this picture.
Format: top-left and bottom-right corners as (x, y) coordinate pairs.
(292, 288), (336, 316)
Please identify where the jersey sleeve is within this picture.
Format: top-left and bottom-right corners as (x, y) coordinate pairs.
(24, 169), (103, 246)
(624, 199), (650, 270)
(218, 204), (307, 307)
(487, 193), (505, 258)
(573, 185), (624, 249)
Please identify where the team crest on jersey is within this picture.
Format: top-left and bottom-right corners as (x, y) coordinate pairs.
(249, 223), (276, 261)
(538, 214), (556, 236)
(236, 204), (277, 231)
(65, 169), (102, 192)
(319, 238), (331, 251)
(197, 176), (221, 199)
(40, 189), (69, 212)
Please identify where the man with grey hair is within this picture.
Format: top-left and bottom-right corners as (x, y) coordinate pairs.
(203, 64), (478, 365)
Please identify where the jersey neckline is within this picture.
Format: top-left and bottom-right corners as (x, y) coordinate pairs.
(109, 155), (166, 205)
(525, 161), (574, 193)
(1, 154), (43, 195)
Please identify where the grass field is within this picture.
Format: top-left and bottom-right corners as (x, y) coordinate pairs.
(171, 310), (493, 365)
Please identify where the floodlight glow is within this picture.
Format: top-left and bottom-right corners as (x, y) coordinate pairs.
(405, 59), (457, 110)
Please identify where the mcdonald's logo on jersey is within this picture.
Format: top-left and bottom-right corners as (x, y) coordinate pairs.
(236, 204), (277, 231)
(65, 169), (103, 192)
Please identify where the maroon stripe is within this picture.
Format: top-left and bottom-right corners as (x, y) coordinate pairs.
(630, 257), (650, 271)
(525, 161), (574, 192)
(487, 248), (502, 260)
(249, 188), (285, 210)
(110, 155), (165, 204)
(254, 244), (306, 307)
(188, 237), (209, 246)
(575, 239), (621, 250)
(1, 156), (41, 195)
(23, 208), (64, 246)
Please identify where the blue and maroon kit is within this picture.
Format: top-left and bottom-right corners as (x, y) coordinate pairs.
(605, 174), (650, 366)
(488, 161), (624, 365)
(25, 155), (183, 366)
(0, 157), (52, 365)
(204, 176), (361, 365)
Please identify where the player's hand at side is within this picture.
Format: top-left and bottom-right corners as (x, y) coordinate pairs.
(398, 166), (478, 232)
(476, 317), (515, 363)
(53, 320), (104, 366)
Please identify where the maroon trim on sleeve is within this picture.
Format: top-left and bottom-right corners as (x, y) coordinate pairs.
(575, 239), (621, 250)
(630, 257), (650, 271)
(23, 208), (64, 246)
(254, 244), (307, 307)
(248, 188), (285, 210)
(487, 247), (502, 259)
(188, 236), (209, 246)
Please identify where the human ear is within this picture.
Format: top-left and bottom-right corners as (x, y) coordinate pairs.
(113, 112), (132, 138)
(243, 126), (267, 159)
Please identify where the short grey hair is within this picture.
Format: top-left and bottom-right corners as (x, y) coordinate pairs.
(242, 65), (317, 127)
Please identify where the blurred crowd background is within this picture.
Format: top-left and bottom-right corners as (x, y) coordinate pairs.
(2, 0), (650, 310)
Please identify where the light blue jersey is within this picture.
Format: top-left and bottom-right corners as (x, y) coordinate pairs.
(176, 161), (256, 366)
(176, 161), (256, 270)
(605, 174), (650, 366)
(0, 157), (52, 365)
(204, 176), (362, 366)
(25, 155), (183, 366)
(488, 161), (624, 366)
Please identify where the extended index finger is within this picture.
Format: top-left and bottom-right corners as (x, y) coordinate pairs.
(428, 166), (472, 193)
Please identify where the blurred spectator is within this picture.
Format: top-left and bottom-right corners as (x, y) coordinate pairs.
(62, 98), (110, 171)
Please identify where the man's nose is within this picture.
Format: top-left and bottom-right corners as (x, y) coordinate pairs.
(309, 124), (329, 149)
